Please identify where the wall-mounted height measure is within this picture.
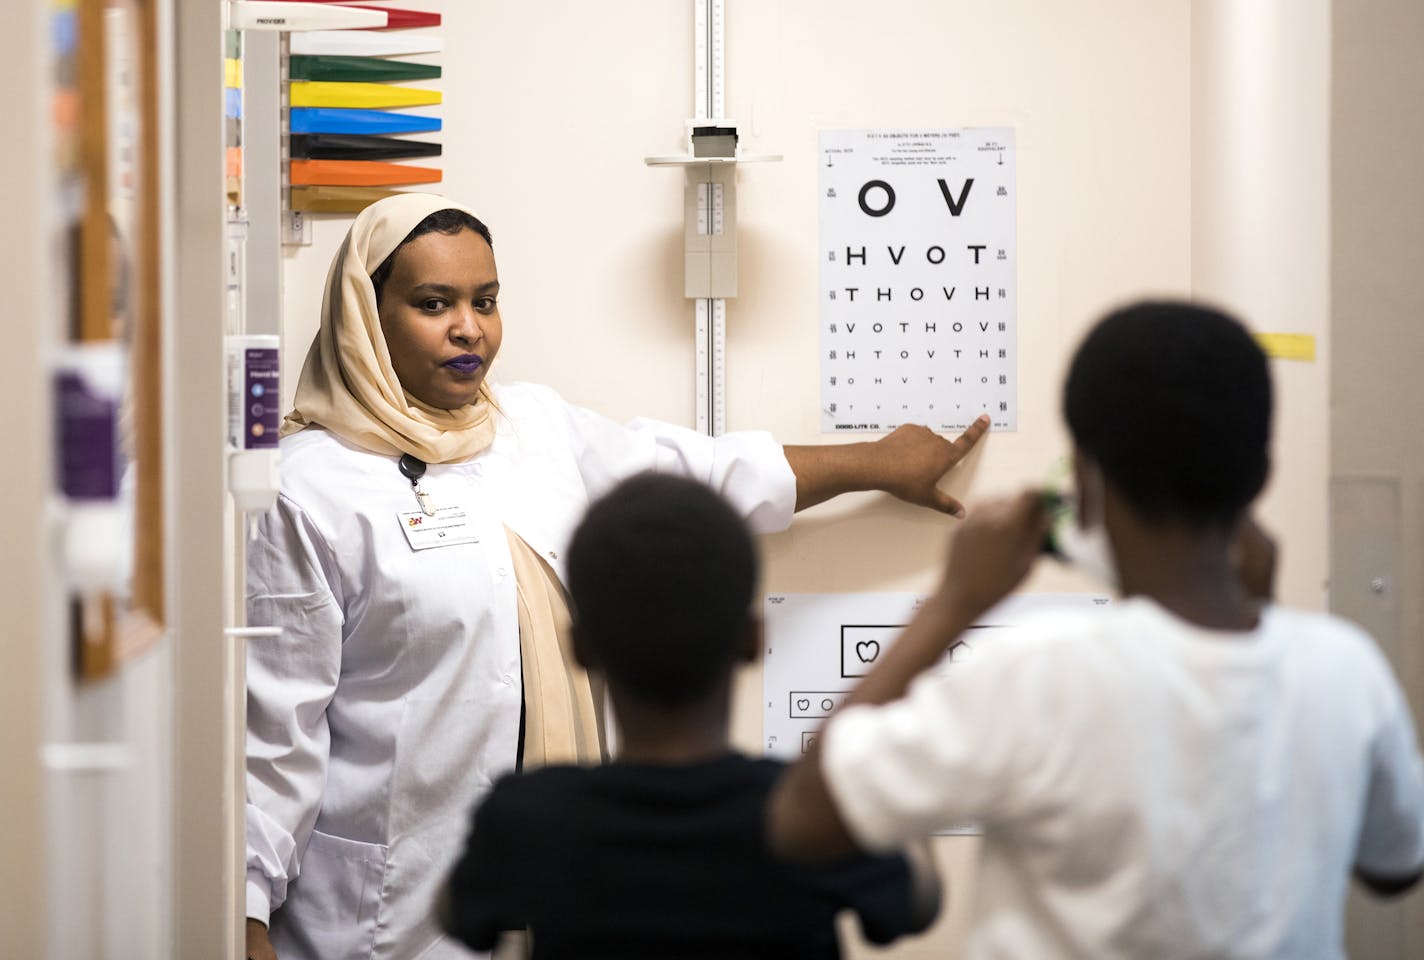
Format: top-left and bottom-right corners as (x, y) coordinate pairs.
(646, 0), (779, 436)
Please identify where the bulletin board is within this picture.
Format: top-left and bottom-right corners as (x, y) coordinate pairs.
(69, 0), (165, 679)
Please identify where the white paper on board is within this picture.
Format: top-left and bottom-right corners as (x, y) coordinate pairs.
(762, 592), (1110, 835)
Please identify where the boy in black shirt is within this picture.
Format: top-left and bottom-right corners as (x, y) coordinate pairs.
(439, 473), (939, 959)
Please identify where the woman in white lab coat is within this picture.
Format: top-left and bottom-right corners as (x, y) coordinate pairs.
(243, 193), (986, 960)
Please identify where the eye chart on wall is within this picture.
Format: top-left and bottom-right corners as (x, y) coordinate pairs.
(762, 591), (1109, 834)
(820, 127), (1016, 433)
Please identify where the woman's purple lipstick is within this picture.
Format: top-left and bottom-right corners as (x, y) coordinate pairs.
(444, 354), (484, 375)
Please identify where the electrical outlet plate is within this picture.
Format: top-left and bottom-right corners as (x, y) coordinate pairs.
(282, 210), (312, 246)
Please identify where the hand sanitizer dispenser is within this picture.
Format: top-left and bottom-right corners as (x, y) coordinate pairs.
(226, 334), (280, 514)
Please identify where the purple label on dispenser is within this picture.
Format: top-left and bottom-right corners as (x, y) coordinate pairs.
(55, 370), (120, 499)
(244, 348), (280, 449)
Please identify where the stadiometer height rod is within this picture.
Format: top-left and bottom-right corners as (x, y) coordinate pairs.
(646, 0), (779, 436)
(694, 0), (725, 436)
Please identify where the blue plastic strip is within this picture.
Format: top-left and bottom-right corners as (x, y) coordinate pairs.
(288, 108), (442, 135)
(225, 87), (242, 119)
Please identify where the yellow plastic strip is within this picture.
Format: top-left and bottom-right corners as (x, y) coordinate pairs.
(289, 81), (442, 110)
(1254, 333), (1316, 362)
(225, 58), (242, 89)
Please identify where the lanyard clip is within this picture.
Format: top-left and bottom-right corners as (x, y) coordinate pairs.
(398, 454), (437, 516)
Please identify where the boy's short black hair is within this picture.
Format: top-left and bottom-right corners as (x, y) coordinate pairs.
(1063, 300), (1272, 527)
(567, 473), (758, 708)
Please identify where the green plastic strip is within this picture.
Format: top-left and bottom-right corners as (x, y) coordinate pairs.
(288, 54), (441, 83)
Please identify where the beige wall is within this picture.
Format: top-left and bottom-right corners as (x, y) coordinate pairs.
(1331, 0), (1424, 955)
(1191, 0), (1331, 613)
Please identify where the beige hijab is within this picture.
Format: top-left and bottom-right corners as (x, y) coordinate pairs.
(281, 192), (496, 461)
(283, 193), (603, 767)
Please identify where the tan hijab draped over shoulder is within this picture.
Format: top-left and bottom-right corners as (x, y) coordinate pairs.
(282, 193), (603, 767)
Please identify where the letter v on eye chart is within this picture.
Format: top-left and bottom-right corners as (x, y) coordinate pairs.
(762, 592), (1108, 834)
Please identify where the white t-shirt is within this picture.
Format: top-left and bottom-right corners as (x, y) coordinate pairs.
(822, 597), (1424, 959)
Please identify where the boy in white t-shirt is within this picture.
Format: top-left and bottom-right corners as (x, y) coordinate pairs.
(769, 301), (1424, 959)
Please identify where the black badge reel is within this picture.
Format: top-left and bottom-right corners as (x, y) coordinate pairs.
(399, 453), (435, 516)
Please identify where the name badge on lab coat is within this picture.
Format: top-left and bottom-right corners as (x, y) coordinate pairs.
(397, 506), (479, 550)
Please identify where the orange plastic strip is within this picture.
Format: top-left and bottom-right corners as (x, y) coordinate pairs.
(289, 158), (441, 186)
(226, 146), (243, 179)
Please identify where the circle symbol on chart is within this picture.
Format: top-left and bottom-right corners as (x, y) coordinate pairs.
(251, 383), (265, 397)
(855, 640), (880, 664)
(821, 698), (835, 712)
(795, 698), (810, 712)
(251, 423), (265, 437)
(251, 403), (265, 417)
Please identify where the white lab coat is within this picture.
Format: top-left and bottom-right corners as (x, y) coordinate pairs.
(245, 382), (797, 959)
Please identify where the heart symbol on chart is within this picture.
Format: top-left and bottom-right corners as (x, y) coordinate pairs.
(796, 698), (810, 712)
(855, 640), (881, 664)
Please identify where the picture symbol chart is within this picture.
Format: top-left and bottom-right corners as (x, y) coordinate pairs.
(820, 127), (1017, 433)
(763, 592), (1110, 836)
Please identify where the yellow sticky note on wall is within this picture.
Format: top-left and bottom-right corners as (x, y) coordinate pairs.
(1254, 333), (1316, 362)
